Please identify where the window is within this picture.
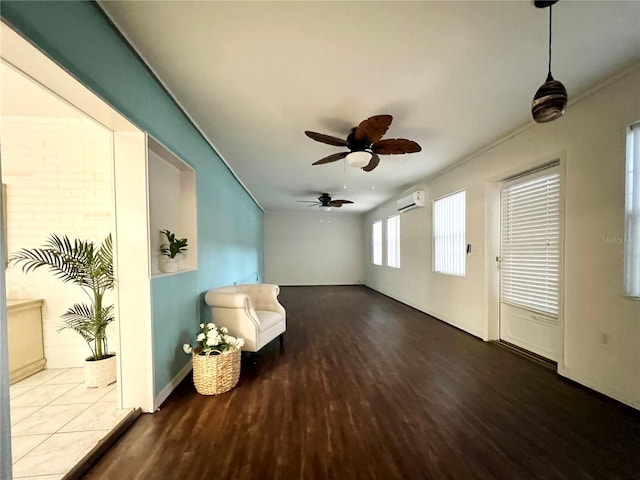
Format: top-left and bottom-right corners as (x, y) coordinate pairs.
(433, 190), (466, 276)
(386, 215), (400, 268)
(501, 167), (560, 316)
(625, 122), (640, 298)
(372, 220), (382, 265)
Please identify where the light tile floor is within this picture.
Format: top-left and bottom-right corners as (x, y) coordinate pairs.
(9, 368), (133, 479)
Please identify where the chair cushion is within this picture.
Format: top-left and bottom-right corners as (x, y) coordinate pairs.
(255, 310), (283, 330)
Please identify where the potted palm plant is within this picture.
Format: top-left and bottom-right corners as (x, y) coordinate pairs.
(9, 233), (116, 388)
(159, 229), (188, 273)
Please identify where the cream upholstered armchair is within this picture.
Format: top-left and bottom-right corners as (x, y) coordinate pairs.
(204, 284), (286, 352)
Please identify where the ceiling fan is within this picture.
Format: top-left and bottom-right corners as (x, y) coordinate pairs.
(298, 193), (353, 211)
(304, 114), (422, 172)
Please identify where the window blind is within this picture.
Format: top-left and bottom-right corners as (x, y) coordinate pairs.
(387, 215), (400, 268)
(501, 169), (560, 316)
(433, 190), (466, 276)
(625, 123), (640, 298)
(372, 220), (382, 265)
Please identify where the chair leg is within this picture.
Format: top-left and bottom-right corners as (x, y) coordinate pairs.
(242, 351), (259, 364)
(279, 333), (285, 346)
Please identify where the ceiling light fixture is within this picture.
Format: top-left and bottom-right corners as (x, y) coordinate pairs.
(345, 151), (372, 168)
(531, 0), (568, 123)
(320, 205), (332, 212)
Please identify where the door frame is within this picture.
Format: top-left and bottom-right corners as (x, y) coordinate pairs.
(0, 22), (155, 413)
(484, 153), (566, 370)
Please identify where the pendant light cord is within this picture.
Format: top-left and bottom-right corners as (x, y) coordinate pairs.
(548, 5), (553, 75)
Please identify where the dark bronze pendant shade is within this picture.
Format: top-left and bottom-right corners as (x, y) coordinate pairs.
(531, 1), (567, 123)
(532, 73), (568, 123)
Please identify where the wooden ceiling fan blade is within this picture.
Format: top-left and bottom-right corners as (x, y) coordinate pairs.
(361, 152), (380, 172)
(305, 131), (350, 147)
(353, 115), (393, 145)
(330, 199), (354, 206)
(312, 152), (349, 165)
(371, 139), (422, 155)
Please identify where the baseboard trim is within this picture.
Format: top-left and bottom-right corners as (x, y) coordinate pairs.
(153, 360), (192, 411)
(557, 365), (640, 411)
(362, 284), (484, 339)
(63, 407), (141, 480)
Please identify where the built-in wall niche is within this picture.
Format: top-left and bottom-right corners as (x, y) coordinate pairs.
(148, 137), (197, 276)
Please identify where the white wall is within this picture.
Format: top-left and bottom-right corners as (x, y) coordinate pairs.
(148, 149), (181, 275)
(2, 115), (114, 368)
(264, 212), (363, 285)
(364, 66), (640, 409)
(147, 147), (198, 275)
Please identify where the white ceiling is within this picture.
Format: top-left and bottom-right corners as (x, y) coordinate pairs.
(98, 1), (640, 213)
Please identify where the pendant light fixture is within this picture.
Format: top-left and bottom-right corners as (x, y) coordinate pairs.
(531, 0), (568, 123)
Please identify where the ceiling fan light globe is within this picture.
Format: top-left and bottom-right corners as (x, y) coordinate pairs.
(346, 151), (372, 168)
(320, 206), (332, 212)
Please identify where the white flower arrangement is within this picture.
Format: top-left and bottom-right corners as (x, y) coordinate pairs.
(183, 322), (244, 356)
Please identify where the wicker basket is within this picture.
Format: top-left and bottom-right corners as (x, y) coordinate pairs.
(192, 348), (241, 395)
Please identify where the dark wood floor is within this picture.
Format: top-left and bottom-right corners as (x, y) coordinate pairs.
(84, 286), (640, 480)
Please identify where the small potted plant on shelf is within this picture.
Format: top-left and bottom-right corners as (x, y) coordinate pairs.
(159, 229), (188, 273)
(9, 234), (116, 388)
(183, 322), (244, 395)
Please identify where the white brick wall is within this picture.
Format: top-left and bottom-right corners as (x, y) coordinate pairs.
(2, 115), (115, 368)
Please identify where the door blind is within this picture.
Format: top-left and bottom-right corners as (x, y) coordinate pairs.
(501, 169), (560, 316)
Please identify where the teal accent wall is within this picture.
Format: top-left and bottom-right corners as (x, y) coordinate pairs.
(2, 1), (264, 396)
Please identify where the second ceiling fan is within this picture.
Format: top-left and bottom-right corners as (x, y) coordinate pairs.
(304, 114), (421, 172)
(298, 193), (353, 211)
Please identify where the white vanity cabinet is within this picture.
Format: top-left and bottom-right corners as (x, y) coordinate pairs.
(7, 299), (46, 384)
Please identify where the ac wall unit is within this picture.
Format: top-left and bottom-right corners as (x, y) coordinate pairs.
(397, 191), (426, 213)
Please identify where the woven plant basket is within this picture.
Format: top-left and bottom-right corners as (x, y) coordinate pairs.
(192, 348), (241, 395)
